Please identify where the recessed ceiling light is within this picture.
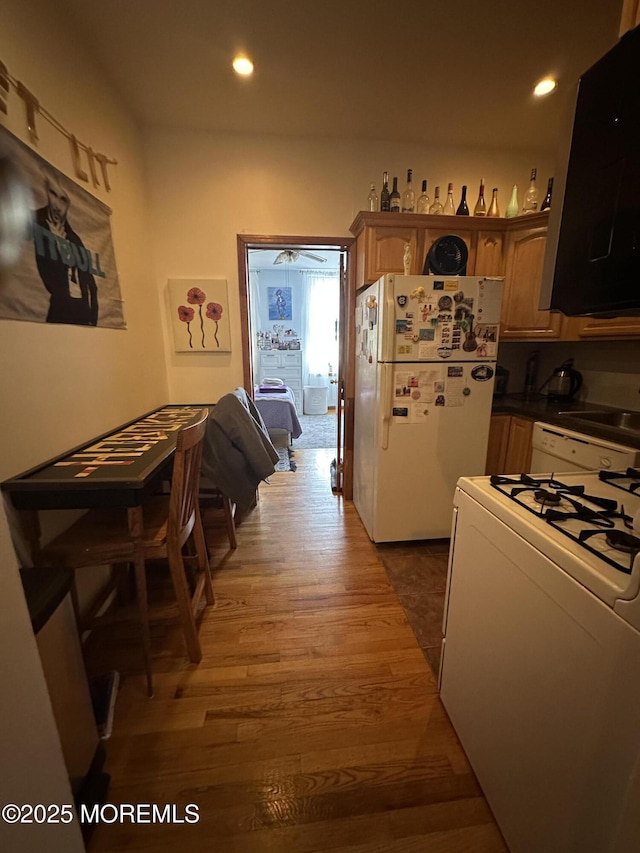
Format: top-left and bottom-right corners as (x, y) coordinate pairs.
(233, 56), (254, 77)
(534, 77), (558, 96)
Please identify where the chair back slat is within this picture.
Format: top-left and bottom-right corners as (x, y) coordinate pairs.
(168, 408), (209, 547)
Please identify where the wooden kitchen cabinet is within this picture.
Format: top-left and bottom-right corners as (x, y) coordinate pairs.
(349, 210), (640, 340)
(499, 217), (563, 340)
(366, 223), (423, 280)
(485, 414), (534, 475)
(475, 230), (505, 277)
(350, 212), (506, 291)
(485, 414), (511, 475)
(576, 316), (640, 338)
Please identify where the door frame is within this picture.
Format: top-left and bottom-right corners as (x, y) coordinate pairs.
(236, 233), (355, 498)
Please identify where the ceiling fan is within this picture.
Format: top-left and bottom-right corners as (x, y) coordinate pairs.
(273, 249), (327, 265)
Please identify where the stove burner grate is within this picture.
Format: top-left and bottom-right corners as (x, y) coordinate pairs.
(605, 529), (640, 555)
(599, 467), (640, 496)
(574, 525), (639, 574)
(491, 474), (618, 512)
(491, 472), (637, 575)
(534, 489), (562, 507)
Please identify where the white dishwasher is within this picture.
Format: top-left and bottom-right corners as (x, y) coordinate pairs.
(530, 421), (640, 474)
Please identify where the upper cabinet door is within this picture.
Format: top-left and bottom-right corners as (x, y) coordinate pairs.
(475, 230), (505, 277)
(364, 225), (421, 283)
(500, 225), (563, 339)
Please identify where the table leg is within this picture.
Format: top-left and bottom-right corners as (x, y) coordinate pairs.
(128, 507), (153, 697)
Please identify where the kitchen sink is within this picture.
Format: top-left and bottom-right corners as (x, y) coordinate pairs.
(562, 410), (640, 434)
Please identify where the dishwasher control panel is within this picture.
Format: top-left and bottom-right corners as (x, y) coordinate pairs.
(531, 422), (639, 473)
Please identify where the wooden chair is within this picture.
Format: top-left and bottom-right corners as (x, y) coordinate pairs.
(42, 408), (213, 696)
(199, 485), (238, 549)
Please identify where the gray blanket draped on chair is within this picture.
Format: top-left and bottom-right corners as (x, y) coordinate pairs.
(201, 387), (279, 511)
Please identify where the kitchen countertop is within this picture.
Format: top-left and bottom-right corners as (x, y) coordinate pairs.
(491, 394), (640, 452)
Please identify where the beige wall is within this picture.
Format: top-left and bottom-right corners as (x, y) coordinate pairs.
(0, 10), (168, 478)
(144, 127), (554, 402)
(0, 0), (167, 844)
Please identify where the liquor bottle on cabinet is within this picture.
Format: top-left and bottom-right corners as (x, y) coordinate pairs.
(443, 182), (455, 215)
(473, 179), (486, 216)
(380, 172), (391, 211)
(429, 186), (443, 215)
(401, 169), (416, 212)
(541, 177), (553, 211)
(367, 183), (379, 211)
(416, 180), (430, 213)
(487, 187), (500, 217)
(456, 185), (469, 215)
(505, 185), (519, 218)
(390, 177), (401, 212)
(522, 168), (539, 213)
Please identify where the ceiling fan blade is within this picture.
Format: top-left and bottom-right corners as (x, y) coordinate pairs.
(299, 251), (327, 263)
(273, 250), (300, 264)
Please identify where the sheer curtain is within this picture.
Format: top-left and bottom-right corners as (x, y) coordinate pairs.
(301, 270), (339, 400)
(249, 270), (262, 386)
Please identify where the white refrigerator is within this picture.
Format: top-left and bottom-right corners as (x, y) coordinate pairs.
(354, 274), (503, 542)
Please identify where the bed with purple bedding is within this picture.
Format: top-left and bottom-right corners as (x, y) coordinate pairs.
(253, 385), (302, 439)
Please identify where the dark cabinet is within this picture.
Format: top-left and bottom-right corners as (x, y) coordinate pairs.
(550, 25), (640, 317)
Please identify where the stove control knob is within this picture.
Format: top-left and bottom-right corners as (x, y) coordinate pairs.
(600, 457), (612, 469)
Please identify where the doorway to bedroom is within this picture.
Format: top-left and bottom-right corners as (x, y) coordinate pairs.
(237, 234), (353, 492)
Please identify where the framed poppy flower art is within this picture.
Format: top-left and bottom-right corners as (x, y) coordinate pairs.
(168, 278), (231, 352)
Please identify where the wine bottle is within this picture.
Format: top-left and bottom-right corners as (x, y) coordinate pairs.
(429, 186), (443, 215)
(367, 183), (379, 211)
(522, 167), (539, 213)
(456, 185), (469, 215)
(380, 172), (390, 212)
(390, 176), (401, 212)
(401, 169), (416, 213)
(541, 177), (553, 211)
(505, 185), (519, 218)
(487, 187), (500, 217)
(473, 179), (486, 216)
(443, 182), (455, 215)
(416, 180), (430, 214)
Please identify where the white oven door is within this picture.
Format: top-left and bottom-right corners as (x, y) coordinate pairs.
(440, 489), (640, 853)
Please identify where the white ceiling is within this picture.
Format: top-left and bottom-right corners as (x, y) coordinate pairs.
(62, 0), (622, 152)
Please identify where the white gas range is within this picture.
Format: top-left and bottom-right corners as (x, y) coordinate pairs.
(440, 467), (640, 853)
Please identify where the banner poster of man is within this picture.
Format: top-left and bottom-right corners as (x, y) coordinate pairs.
(0, 125), (125, 329)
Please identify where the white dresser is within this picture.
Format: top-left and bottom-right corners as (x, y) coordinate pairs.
(258, 350), (303, 413)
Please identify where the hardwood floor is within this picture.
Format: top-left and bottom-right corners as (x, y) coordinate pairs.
(83, 448), (508, 852)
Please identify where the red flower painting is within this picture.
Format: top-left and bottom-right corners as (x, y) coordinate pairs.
(187, 287), (207, 346)
(186, 287), (206, 306)
(206, 302), (223, 347)
(172, 282), (227, 351)
(177, 305), (195, 348)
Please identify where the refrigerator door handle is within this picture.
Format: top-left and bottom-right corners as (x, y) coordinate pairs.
(381, 362), (393, 450)
(381, 276), (396, 363)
